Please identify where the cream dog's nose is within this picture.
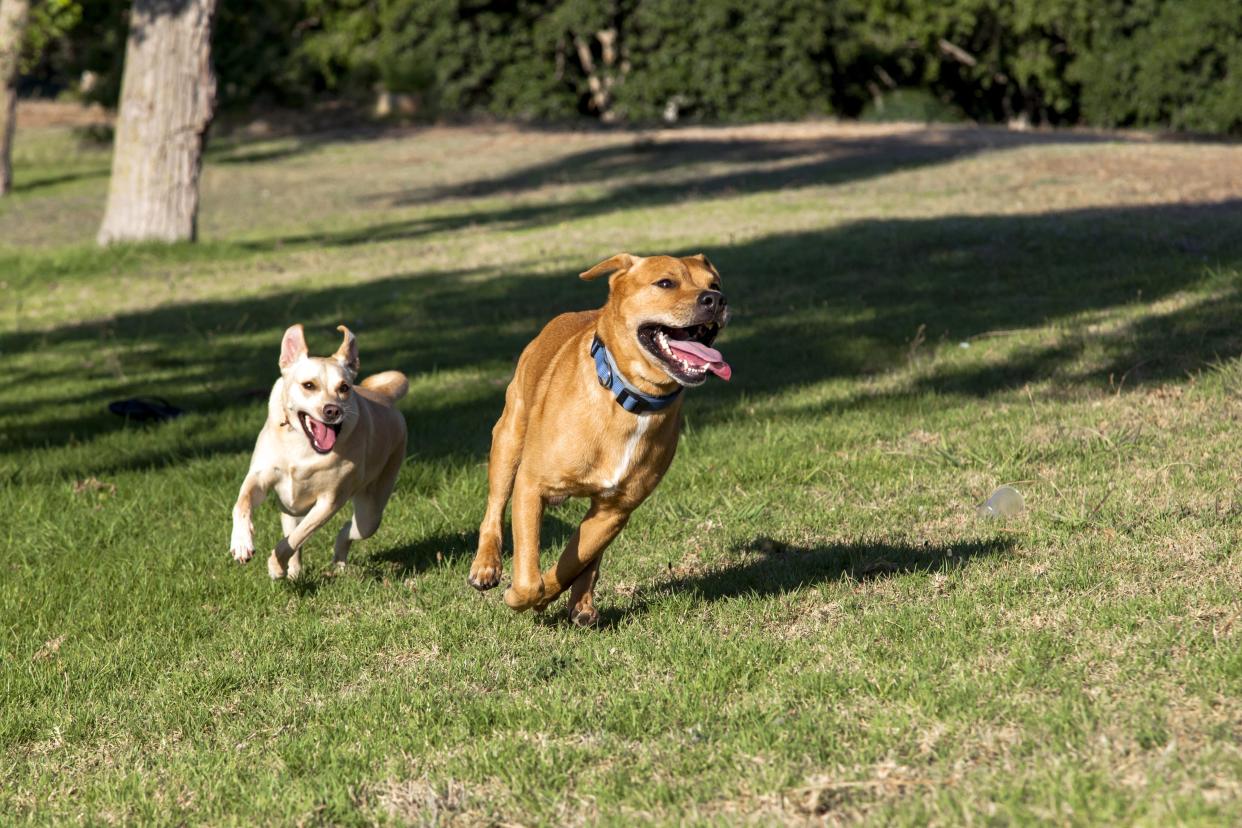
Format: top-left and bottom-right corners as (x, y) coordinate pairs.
(322, 404), (342, 423)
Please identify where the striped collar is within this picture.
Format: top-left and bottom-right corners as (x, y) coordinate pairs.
(590, 335), (682, 413)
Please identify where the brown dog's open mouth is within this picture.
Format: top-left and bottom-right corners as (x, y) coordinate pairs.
(637, 322), (731, 385)
(298, 412), (342, 454)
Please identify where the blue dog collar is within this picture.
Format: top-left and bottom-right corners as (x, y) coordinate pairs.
(590, 335), (682, 414)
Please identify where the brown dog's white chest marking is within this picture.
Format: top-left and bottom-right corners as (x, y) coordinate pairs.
(467, 252), (731, 625)
(600, 415), (652, 495)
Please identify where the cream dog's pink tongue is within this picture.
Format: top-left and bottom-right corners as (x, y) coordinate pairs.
(666, 339), (732, 381)
(308, 416), (336, 450)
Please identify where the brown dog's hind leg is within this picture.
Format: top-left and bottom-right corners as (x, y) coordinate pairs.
(502, 473), (546, 610)
(566, 555), (603, 627)
(532, 501), (629, 615)
(469, 398), (526, 591)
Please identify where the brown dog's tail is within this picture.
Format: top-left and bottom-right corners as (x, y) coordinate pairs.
(360, 370), (409, 404)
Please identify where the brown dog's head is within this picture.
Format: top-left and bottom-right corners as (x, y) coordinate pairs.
(277, 324), (361, 454)
(582, 253), (731, 389)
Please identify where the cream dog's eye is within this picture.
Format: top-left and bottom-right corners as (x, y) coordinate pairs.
(302, 381), (315, 391)
(338, 383), (350, 394)
(655, 278), (676, 289)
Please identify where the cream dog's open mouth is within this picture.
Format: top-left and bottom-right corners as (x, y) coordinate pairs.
(637, 322), (731, 385)
(298, 412), (341, 454)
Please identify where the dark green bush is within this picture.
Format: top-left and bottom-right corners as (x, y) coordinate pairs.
(17, 0), (1242, 134)
(843, 0), (1087, 124)
(1070, 0), (1242, 134)
(860, 88), (966, 123)
(608, 0), (839, 122)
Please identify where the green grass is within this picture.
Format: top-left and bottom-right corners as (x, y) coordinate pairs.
(3, 119), (1242, 825)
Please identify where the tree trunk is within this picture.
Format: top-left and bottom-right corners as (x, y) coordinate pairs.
(0, 0), (30, 196)
(97, 0), (218, 245)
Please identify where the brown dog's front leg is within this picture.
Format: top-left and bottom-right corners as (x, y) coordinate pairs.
(532, 502), (629, 616)
(469, 401), (526, 591)
(268, 496), (343, 580)
(503, 475), (545, 611)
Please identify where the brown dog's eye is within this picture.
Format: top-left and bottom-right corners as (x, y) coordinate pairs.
(709, 282), (720, 291)
(655, 278), (676, 289)
(301, 381), (315, 391)
(338, 383), (350, 395)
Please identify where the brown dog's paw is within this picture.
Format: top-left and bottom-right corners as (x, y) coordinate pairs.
(468, 537), (503, 591)
(569, 606), (599, 628)
(467, 563), (502, 591)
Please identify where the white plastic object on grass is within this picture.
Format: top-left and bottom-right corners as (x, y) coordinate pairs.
(977, 485), (1025, 519)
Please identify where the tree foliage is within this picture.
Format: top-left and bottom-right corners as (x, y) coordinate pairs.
(18, 0), (1242, 133)
(1070, 0), (1242, 134)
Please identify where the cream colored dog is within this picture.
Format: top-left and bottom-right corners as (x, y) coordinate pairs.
(468, 253), (731, 624)
(229, 324), (408, 579)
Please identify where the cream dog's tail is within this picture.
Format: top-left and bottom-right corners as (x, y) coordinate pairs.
(360, 370), (409, 404)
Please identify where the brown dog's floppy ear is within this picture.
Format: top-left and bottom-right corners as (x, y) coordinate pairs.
(333, 325), (359, 375)
(689, 252), (720, 277)
(580, 253), (637, 281)
(279, 324), (308, 369)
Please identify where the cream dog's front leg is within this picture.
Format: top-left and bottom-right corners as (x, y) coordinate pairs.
(231, 472), (269, 564)
(268, 496), (344, 580)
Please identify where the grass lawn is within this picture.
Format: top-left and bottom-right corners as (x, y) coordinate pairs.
(3, 115), (1242, 825)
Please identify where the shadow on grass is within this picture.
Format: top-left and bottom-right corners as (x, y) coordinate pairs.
(667, 535), (1009, 600)
(360, 512), (580, 582)
(569, 536), (1012, 628)
(3, 152), (1241, 475)
(11, 167), (110, 193)
(376, 127), (1127, 207)
(253, 127), (1132, 251)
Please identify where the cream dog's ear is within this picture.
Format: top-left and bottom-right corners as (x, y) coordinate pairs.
(333, 325), (359, 375)
(279, 324), (308, 369)
(580, 253), (639, 282)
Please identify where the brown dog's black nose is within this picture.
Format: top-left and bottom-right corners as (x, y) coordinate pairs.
(698, 290), (725, 309)
(322, 404), (342, 423)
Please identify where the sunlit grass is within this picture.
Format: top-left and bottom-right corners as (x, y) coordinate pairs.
(2, 118), (1242, 824)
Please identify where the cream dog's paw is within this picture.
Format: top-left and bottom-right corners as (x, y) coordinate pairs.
(230, 521), (255, 564)
(267, 552), (287, 580)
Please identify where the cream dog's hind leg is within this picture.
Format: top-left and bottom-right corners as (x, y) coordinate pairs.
(332, 448), (404, 569)
(268, 496), (345, 579)
(279, 513), (302, 579)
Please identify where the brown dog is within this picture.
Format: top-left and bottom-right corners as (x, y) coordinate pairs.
(467, 253), (731, 624)
(230, 324), (408, 579)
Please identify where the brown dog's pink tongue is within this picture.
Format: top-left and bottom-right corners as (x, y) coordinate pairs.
(666, 339), (732, 381)
(309, 416), (336, 451)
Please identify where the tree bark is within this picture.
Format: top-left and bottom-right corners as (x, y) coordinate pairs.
(98, 0), (218, 245)
(0, 0), (30, 196)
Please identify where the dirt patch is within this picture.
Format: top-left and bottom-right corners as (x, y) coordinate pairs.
(16, 100), (112, 129)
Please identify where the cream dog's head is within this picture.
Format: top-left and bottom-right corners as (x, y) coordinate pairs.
(277, 324), (360, 454)
(583, 253), (731, 389)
